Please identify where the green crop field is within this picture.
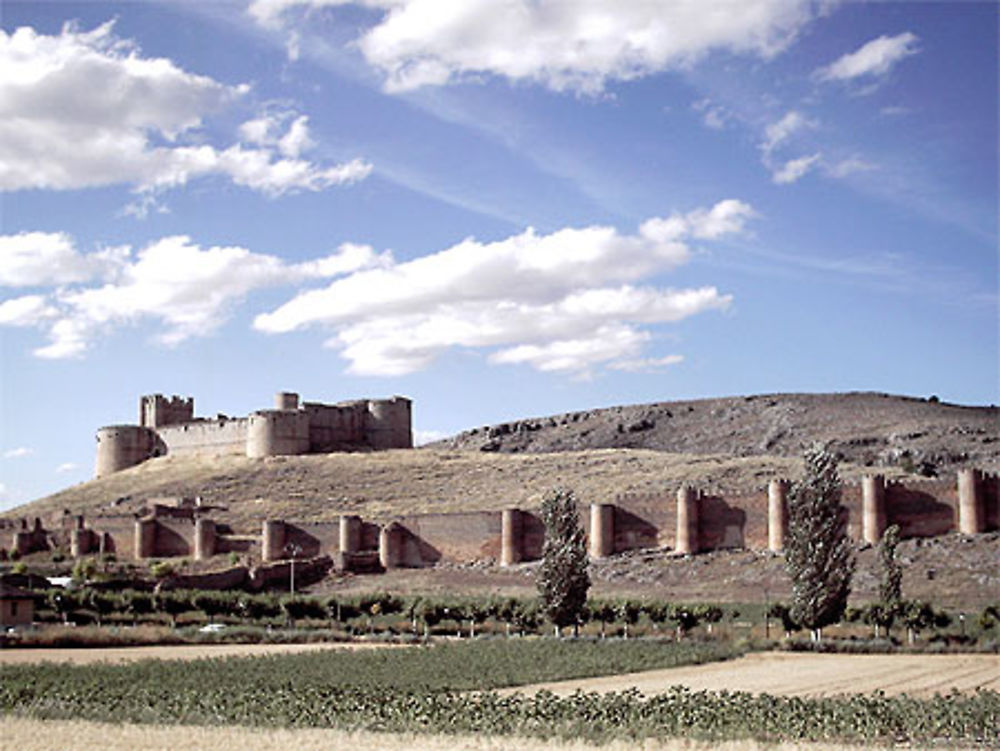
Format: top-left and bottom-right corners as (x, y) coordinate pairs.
(3, 640), (998, 745)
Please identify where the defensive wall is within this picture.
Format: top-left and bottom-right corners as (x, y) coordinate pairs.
(5, 470), (996, 581)
(95, 391), (412, 477)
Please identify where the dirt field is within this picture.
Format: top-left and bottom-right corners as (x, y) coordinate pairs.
(0, 641), (399, 665)
(498, 652), (1000, 698)
(0, 717), (884, 751)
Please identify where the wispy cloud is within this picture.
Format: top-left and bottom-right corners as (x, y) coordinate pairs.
(3, 447), (33, 459)
(816, 32), (920, 84)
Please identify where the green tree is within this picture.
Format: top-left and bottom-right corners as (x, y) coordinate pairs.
(122, 590), (155, 626)
(536, 488), (590, 636)
(871, 523), (903, 638)
(785, 445), (856, 642)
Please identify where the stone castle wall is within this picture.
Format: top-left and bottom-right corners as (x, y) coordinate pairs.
(15, 471), (996, 583)
(157, 418), (249, 457)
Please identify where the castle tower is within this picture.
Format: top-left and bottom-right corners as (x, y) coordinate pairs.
(140, 394), (194, 429)
(957, 468), (984, 534)
(95, 425), (159, 478)
(676, 486), (699, 555)
(500, 508), (523, 566)
(365, 397), (413, 449)
(589, 503), (614, 558)
(862, 474), (887, 544)
(767, 479), (790, 552)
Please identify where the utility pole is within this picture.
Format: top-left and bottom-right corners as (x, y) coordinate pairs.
(285, 542), (302, 594)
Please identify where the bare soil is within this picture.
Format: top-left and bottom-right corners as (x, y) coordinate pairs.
(0, 641), (398, 666)
(497, 652), (1000, 698)
(0, 718), (877, 751)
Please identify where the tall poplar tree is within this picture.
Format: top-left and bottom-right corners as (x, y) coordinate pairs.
(785, 445), (856, 641)
(536, 488), (590, 635)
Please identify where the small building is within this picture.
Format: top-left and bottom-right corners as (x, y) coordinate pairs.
(0, 582), (41, 628)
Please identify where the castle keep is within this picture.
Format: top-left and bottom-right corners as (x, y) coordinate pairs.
(95, 391), (412, 477)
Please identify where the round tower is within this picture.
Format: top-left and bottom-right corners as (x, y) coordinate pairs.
(589, 503), (615, 558)
(957, 468), (984, 534)
(95, 425), (158, 478)
(194, 518), (217, 561)
(339, 514), (361, 555)
(767, 479), (789, 552)
(676, 486), (699, 555)
(262, 520), (286, 562)
(246, 410), (310, 458)
(365, 397), (413, 449)
(862, 474), (887, 544)
(500, 508), (523, 566)
(379, 522), (403, 569)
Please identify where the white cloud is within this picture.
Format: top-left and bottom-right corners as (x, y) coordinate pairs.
(252, 0), (819, 93)
(0, 232), (129, 287)
(761, 110), (815, 156)
(0, 21), (370, 197)
(0, 295), (58, 326)
(608, 354), (684, 373)
(827, 157), (876, 178)
(692, 99), (729, 130)
(772, 152), (821, 184)
(3, 447), (33, 459)
(816, 32), (919, 82)
(0, 232), (387, 358)
(56, 462), (78, 473)
(255, 200), (750, 375)
(413, 429), (447, 446)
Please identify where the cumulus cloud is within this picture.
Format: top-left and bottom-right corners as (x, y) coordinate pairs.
(0, 21), (371, 197)
(255, 200), (752, 376)
(772, 152), (821, 184)
(3, 447), (33, 459)
(251, 0), (819, 93)
(816, 32), (919, 82)
(0, 232), (129, 287)
(0, 232), (387, 358)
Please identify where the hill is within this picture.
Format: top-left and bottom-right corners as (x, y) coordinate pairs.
(4, 392), (996, 532)
(432, 392), (998, 471)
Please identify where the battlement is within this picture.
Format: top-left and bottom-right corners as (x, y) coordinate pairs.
(96, 391), (412, 477)
(140, 394), (194, 429)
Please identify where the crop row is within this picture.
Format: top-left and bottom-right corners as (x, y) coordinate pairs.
(2, 640), (997, 744)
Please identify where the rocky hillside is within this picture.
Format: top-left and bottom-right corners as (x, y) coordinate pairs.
(432, 392), (998, 475)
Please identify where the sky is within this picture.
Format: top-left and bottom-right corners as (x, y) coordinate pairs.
(0, 0), (996, 511)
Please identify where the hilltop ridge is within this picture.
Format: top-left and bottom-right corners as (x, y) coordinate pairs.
(432, 392), (998, 472)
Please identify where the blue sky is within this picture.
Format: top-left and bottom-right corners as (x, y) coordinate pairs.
(1, 0), (996, 510)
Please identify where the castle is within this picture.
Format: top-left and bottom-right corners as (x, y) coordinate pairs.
(95, 391), (412, 477)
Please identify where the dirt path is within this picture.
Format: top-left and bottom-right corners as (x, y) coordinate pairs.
(0, 641), (400, 665)
(0, 717), (878, 751)
(498, 652), (1000, 698)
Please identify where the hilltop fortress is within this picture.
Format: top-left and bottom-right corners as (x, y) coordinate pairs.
(95, 391), (412, 477)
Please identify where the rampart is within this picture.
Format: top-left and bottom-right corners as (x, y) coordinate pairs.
(8, 470), (995, 584)
(95, 391), (412, 477)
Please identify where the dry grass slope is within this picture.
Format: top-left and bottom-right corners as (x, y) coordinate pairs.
(8, 449), (917, 532)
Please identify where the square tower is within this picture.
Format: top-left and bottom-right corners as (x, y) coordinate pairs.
(140, 394), (194, 429)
